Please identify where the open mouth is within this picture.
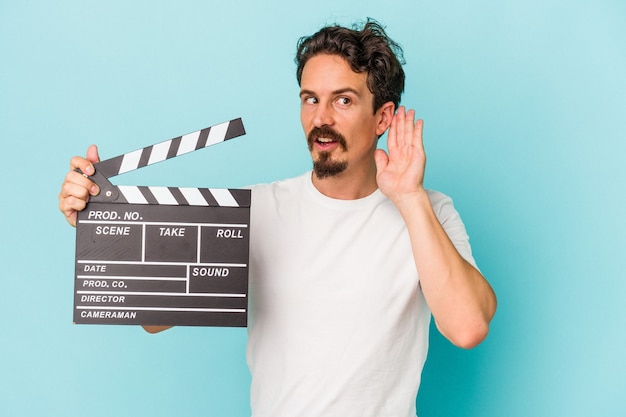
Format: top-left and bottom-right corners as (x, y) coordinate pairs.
(308, 127), (347, 151)
(314, 137), (340, 151)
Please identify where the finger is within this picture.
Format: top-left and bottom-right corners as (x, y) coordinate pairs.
(414, 118), (424, 151)
(62, 170), (100, 197)
(60, 174), (91, 200)
(70, 155), (95, 176)
(387, 106), (399, 151)
(374, 148), (389, 173)
(58, 189), (89, 227)
(58, 175), (96, 227)
(59, 195), (89, 227)
(390, 106), (406, 152)
(66, 213), (77, 227)
(59, 180), (91, 220)
(396, 106), (406, 148)
(59, 193), (88, 217)
(61, 145), (101, 227)
(404, 109), (415, 148)
(86, 144), (100, 164)
(70, 145), (100, 176)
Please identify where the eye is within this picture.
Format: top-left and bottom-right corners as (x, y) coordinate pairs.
(302, 96), (318, 105)
(336, 97), (352, 106)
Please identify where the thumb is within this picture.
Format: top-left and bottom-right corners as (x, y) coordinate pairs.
(374, 149), (389, 173)
(86, 144), (100, 164)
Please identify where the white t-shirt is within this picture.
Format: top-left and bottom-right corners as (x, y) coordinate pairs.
(246, 172), (476, 417)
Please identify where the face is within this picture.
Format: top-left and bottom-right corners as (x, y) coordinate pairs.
(299, 54), (392, 179)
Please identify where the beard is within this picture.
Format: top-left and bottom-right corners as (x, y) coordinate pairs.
(307, 126), (348, 179)
(313, 152), (348, 179)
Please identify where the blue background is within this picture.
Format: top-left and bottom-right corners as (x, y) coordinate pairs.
(1, 1), (624, 416)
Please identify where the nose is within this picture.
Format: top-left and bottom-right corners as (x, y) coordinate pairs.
(312, 102), (335, 127)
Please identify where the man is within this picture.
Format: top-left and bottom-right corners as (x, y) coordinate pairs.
(59, 20), (496, 417)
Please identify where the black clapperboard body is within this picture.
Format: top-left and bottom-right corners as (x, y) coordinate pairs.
(74, 118), (250, 327)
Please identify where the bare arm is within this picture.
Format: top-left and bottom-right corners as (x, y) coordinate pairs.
(374, 107), (496, 348)
(142, 325), (173, 333)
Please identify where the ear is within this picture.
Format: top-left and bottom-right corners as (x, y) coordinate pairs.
(375, 101), (395, 137)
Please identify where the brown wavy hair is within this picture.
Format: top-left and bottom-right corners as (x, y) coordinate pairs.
(295, 18), (405, 113)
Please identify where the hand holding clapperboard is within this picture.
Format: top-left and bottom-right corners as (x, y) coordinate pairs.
(74, 118), (250, 327)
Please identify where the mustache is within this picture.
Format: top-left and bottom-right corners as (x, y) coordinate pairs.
(307, 126), (347, 151)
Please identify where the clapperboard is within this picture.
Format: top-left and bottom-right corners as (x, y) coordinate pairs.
(74, 118), (250, 327)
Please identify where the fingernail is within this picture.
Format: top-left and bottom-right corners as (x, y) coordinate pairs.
(84, 165), (94, 175)
(91, 184), (99, 195)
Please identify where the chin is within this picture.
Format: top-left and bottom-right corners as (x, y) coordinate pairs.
(313, 156), (348, 179)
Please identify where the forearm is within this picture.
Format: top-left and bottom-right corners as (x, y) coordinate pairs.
(142, 325), (172, 334)
(395, 189), (496, 348)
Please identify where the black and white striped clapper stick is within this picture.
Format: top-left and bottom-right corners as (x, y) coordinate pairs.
(74, 117), (251, 328)
(87, 117), (247, 206)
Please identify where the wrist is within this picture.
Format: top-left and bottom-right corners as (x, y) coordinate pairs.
(390, 187), (430, 212)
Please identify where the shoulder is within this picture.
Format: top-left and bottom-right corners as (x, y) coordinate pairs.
(246, 172), (310, 215)
(249, 172), (309, 197)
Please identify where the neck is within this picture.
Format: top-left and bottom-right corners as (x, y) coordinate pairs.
(311, 162), (378, 200)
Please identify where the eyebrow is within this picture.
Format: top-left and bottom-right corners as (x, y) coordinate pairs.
(299, 87), (362, 98)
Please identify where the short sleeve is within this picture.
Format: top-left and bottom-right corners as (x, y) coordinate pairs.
(426, 190), (478, 269)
